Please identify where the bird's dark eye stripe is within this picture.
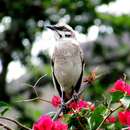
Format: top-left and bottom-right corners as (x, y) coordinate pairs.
(54, 26), (64, 31)
(65, 34), (71, 37)
(54, 26), (70, 32)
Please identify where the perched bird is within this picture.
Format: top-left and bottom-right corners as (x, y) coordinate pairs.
(47, 23), (84, 103)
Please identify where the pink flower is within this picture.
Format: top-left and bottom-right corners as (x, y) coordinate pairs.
(109, 79), (130, 96)
(51, 96), (61, 108)
(68, 100), (95, 111)
(33, 115), (68, 130)
(126, 85), (130, 96)
(114, 79), (126, 92)
(33, 115), (53, 130)
(52, 120), (68, 130)
(106, 116), (116, 123)
(68, 101), (78, 110)
(78, 100), (89, 110)
(118, 111), (130, 126)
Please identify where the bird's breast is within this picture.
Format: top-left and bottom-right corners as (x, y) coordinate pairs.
(53, 42), (82, 92)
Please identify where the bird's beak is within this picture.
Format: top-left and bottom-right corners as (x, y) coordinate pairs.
(46, 25), (56, 31)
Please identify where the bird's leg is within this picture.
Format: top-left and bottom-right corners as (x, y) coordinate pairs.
(73, 90), (79, 102)
(60, 88), (67, 113)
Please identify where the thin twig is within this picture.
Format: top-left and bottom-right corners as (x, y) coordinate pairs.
(0, 116), (32, 130)
(16, 97), (51, 104)
(52, 107), (63, 120)
(96, 103), (123, 130)
(32, 74), (47, 97)
(33, 74), (47, 89)
(0, 122), (13, 130)
(16, 74), (51, 104)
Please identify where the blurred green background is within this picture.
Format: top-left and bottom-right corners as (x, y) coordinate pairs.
(0, 0), (130, 129)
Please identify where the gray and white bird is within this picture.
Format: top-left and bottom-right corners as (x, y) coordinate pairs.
(47, 23), (84, 103)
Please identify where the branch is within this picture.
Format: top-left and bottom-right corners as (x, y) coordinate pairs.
(0, 122), (13, 130)
(0, 116), (32, 130)
(16, 97), (51, 104)
(16, 74), (51, 104)
(96, 103), (123, 130)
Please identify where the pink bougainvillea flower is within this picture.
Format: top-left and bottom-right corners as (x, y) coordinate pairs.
(106, 116), (116, 123)
(52, 120), (68, 130)
(33, 115), (68, 130)
(78, 100), (89, 110)
(33, 115), (53, 130)
(118, 111), (130, 126)
(114, 79), (126, 92)
(51, 95), (61, 108)
(68, 100), (95, 111)
(126, 85), (130, 96)
(109, 79), (130, 96)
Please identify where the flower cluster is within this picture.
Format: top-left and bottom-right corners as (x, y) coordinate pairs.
(109, 79), (130, 95)
(68, 100), (95, 111)
(118, 111), (130, 126)
(32, 79), (130, 130)
(33, 115), (68, 130)
(51, 95), (95, 112)
(51, 96), (61, 108)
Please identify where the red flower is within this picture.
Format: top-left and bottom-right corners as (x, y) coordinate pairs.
(114, 79), (126, 92)
(52, 120), (68, 130)
(33, 115), (68, 130)
(68, 100), (95, 111)
(51, 96), (61, 108)
(78, 100), (89, 110)
(33, 115), (53, 130)
(106, 116), (116, 123)
(68, 101), (77, 110)
(126, 85), (130, 96)
(118, 111), (130, 126)
(109, 79), (130, 96)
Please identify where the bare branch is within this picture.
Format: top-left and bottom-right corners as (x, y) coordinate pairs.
(0, 116), (32, 130)
(0, 122), (13, 130)
(16, 97), (51, 104)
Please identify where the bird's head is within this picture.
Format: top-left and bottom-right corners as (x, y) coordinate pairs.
(46, 23), (75, 40)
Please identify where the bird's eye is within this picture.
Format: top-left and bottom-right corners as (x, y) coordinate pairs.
(65, 34), (71, 37)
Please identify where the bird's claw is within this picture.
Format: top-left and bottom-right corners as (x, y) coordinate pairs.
(73, 91), (79, 101)
(61, 101), (67, 113)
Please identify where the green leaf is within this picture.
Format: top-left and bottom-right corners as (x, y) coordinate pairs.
(0, 101), (10, 115)
(111, 91), (124, 102)
(120, 96), (130, 109)
(103, 93), (112, 108)
(89, 104), (108, 130)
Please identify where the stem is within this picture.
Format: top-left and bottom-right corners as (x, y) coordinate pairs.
(0, 116), (32, 130)
(0, 122), (13, 130)
(96, 103), (123, 130)
(52, 107), (63, 120)
(16, 97), (51, 104)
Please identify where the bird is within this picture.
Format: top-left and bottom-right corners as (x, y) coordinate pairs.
(46, 23), (84, 103)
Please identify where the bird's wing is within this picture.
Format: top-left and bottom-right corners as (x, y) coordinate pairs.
(51, 59), (62, 97)
(74, 48), (85, 93)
